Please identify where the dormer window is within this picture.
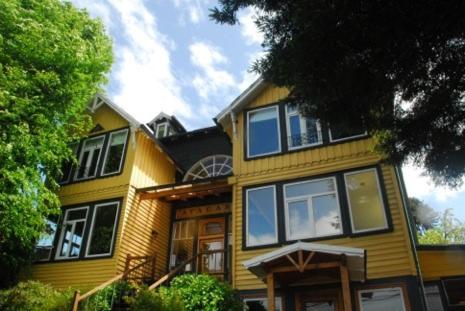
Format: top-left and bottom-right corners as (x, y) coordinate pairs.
(156, 122), (169, 138)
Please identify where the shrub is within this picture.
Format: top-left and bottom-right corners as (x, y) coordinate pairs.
(0, 281), (72, 311)
(129, 287), (184, 311)
(83, 280), (138, 311)
(169, 274), (244, 311)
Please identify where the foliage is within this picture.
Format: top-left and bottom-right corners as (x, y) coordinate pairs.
(211, 0), (465, 186)
(0, 281), (73, 311)
(83, 280), (137, 311)
(129, 287), (184, 311)
(168, 274), (244, 311)
(418, 208), (465, 244)
(408, 197), (439, 231)
(0, 0), (112, 287)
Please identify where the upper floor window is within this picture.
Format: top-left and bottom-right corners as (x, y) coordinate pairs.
(247, 106), (281, 158)
(156, 122), (169, 138)
(284, 177), (342, 241)
(59, 143), (78, 184)
(183, 155), (232, 181)
(75, 135), (105, 180)
(344, 168), (388, 233)
(101, 129), (128, 176)
(329, 119), (366, 142)
(285, 104), (322, 150)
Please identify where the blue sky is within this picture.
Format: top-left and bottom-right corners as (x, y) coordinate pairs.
(72, 0), (465, 222)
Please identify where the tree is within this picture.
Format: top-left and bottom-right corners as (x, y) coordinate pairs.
(211, 1), (465, 187)
(418, 209), (465, 244)
(0, 0), (112, 287)
(408, 197), (438, 232)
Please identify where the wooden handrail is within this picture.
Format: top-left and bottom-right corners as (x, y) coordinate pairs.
(71, 255), (154, 311)
(148, 249), (227, 290)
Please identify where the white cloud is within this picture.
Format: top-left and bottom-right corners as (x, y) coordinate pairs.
(171, 0), (210, 24)
(238, 8), (264, 45)
(402, 162), (465, 202)
(72, 0), (192, 124)
(189, 42), (236, 99)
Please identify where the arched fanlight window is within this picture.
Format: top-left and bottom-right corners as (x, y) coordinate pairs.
(183, 155), (232, 181)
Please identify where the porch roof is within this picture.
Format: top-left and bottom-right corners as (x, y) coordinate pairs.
(243, 241), (366, 282)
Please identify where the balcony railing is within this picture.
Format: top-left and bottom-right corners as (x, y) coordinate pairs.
(288, 131), (322, 149)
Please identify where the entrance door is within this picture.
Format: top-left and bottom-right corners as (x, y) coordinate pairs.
(197, 218), (225, 279)
(297, 290), (342, 311)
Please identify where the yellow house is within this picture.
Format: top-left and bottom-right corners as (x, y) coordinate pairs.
(30, 81), (465, 310)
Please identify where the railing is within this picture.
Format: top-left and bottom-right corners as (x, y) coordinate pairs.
(71, 254), (155, 311)
(148, 250), (228, 291)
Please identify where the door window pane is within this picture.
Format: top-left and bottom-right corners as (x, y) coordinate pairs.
(286, 104), (321, 149)
(247, 107), (281, 157)
(345, 169), (388, 233)
(304, 301), (335, 311)
(170, 220), (196, 270)
(358, 288), (406, 311)
(87, 202), (119, 256)
(102, 130), (128, 175)
(284, 178), (342, 240)
(246, 186), (278, 247)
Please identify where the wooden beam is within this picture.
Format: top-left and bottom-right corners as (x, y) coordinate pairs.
(340, 264), (352, 311)
(267, 272), (275, 311)
(285, 254), (300, 271)
(268, 261), (341, 274)
(298, 250), (304, 271)
(302, 251), (315, 272)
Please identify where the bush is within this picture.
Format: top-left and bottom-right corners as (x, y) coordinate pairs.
(169, 274), (244, 311)
(0, 281), (72, 311)
(83, 280), (138, 311)
(129, 287), (184, 311)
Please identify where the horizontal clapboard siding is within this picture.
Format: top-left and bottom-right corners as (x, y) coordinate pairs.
(418, 249), (465, 281)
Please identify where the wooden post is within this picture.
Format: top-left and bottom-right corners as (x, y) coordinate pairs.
(340, 264), (352, 311)
(267, 272), (275, 311)
(72, 290), (80, 311)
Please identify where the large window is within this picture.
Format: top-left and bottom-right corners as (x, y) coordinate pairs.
(284, 178), (342, 240)
(358, 287), (406, 311)
(86, 202), (120, 257)
(285, 104), (322, 149)
(443, 278), (465, 307)
(56, 207), (89, 259)
(246, 186), (278, 247)
(75, 135), (105, 180)
(183, 155), (233, 181)
(101, 129), (128, 176)
(247, 106), (281, 158)
(329, 119), (366, 142)
(344, 168), (388, 233)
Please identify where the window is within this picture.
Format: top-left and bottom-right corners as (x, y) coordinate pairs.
(247, 106), (281, 158)
(243, 297), (282, 311)
(75, 135), (105, 180)
(329, 119), (366, 142)
(284, 177), (342, 240)
(35, 215), (59, 261)
(245, 186), (278, 247)
(170, 220), (196, 269)
(156, 122), (169, 138)
(358, 287), (406, 311)
(424, 284), (444, 311)
(183, 155), (233, 181)
(86, 202), (119, 257)
(285, 104), (322, 149)
(442, 278), (465, 307)
(345, 168), (388, 233)
(59, 143), (78, 184)
(56, 207), (89, 259)
(101, 129), (128, 176)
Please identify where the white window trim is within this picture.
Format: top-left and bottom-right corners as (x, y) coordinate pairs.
(245, 185), (279, 247)
(243, 297), (283, 310)
(328, 127), (367, 143)
(155, 122), (169, 138)
(74, 135), (105, 181)
(85, 201), (120, 258)
(246, 106), (282, 158)
(358, 287), (406, 311)
(283, 177), (342, 241)
(55, 206), (89, 260)
(100, 129), (129, 177)
(285, 104), (322, 150)
(344, 168), (388, 234)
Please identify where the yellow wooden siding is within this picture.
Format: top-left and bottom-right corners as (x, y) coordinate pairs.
(418, 249), (465, 281)
(92, 104), (130, 132)
(229, 85), (417, 290)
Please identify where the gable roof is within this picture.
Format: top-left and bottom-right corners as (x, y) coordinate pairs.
(147, 112), (186, 134)
(214, 77), (267, 124)
(88, 94), (140, 128)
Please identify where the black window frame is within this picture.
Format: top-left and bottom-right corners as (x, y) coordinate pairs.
(243, 102), (369, 161)
(441, 276), (465, 308)
(35, 198), (123, 263)
(59, 126), (130, 185)
(242, 164), (393, 251)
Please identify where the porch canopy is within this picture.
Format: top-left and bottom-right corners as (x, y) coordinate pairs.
(243, 241), (366, 311)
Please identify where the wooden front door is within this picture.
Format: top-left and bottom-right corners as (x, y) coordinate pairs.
(296, 290), (343, 311)
(197, 218), (225, 279)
